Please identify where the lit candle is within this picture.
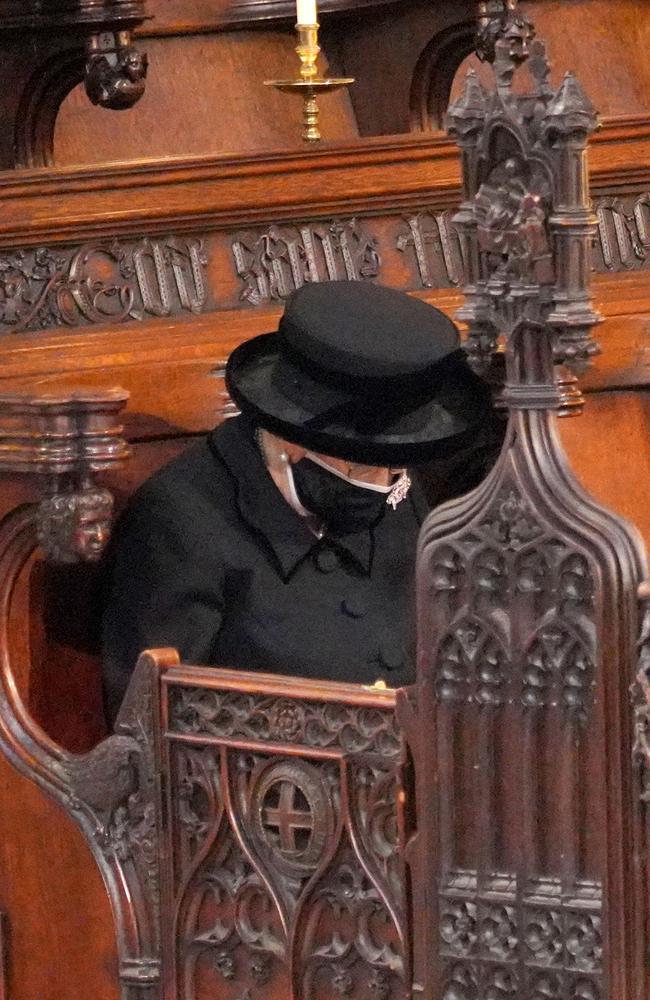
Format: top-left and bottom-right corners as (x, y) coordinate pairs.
(296, 0), (317, 24)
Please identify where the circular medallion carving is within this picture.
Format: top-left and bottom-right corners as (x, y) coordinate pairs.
(251, 760), (333, 877)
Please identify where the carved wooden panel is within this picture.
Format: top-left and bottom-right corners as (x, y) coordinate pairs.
(413, 459), (611, 1000)
(160, 676), (407, 1000)
(0, 911), (6, 1000)
(405, 6), (650, 1000)
(0, 237), (208, 333)
(2, 189), (650, 337)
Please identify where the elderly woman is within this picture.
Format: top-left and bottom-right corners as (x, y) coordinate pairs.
(101, 281), (496, 722)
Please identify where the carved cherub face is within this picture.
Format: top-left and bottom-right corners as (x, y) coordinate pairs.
(37, 489), (113, 564)
(73, 501), (112, 561)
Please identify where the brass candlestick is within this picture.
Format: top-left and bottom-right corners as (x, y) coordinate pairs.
(265, 23), (354, 143)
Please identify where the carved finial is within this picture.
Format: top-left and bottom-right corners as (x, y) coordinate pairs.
(543, 72), (599, 138)
(450, 0), (601, 394)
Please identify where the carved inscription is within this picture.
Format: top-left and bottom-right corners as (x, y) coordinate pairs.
(595, 196), (650, 270)
(0, 236), (208, 332)
(397, 193), (650, 292)
(231, 219), (381, 305)
(396, 210), (466, 287)
(3, 191), (650, 337)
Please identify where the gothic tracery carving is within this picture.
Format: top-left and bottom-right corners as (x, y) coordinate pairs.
(169, 687), (401, 758)
(165, 675), (406, 1000)
(632, 582), (650, 800)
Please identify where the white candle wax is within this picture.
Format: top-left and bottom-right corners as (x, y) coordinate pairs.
(296, 0), (317, 25)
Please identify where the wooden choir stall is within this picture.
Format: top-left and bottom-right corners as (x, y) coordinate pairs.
(0, 1), (648, 999)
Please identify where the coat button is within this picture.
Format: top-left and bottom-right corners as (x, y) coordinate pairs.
(341, 595), (368, 619)
(314, 547), (339, 573)
(378, 639), (404, 672)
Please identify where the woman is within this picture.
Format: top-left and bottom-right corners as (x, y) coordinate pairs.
(101, 280), (497, 723)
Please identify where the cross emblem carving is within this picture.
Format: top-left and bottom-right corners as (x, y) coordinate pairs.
(261, 780), (314, 856)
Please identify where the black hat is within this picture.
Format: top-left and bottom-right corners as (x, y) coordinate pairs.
(225, 281), (491, 466)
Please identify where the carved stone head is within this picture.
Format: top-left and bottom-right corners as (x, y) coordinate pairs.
(477, 2), (535, 69)
(501, 15), (535, 65)
(36, 488), (114, 564)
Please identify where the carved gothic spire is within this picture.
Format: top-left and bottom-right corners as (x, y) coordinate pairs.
(446, 69), (488, 139)
(543, 71), (599, 138)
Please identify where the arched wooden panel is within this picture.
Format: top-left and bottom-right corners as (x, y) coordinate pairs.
(54, 32), (359, 167)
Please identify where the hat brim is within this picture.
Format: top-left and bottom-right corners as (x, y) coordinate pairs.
(225, 332), (492, 466)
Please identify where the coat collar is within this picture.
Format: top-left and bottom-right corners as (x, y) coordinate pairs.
(209, 417), (379, 579)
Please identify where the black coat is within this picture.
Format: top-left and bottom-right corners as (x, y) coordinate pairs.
(100, 416), (429, 722)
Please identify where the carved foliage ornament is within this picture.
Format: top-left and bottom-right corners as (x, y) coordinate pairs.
(58, 655), (163, 992)
(169, 686), (401, 758)
(0, 236), (207, 334)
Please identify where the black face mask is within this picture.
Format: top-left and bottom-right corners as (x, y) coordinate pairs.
(292, 458), (388, 534)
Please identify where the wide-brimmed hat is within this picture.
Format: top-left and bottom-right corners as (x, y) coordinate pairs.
(225, 281), (491, 465)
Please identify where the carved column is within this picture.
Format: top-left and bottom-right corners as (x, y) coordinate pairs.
(406, 4), (650, 1000)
